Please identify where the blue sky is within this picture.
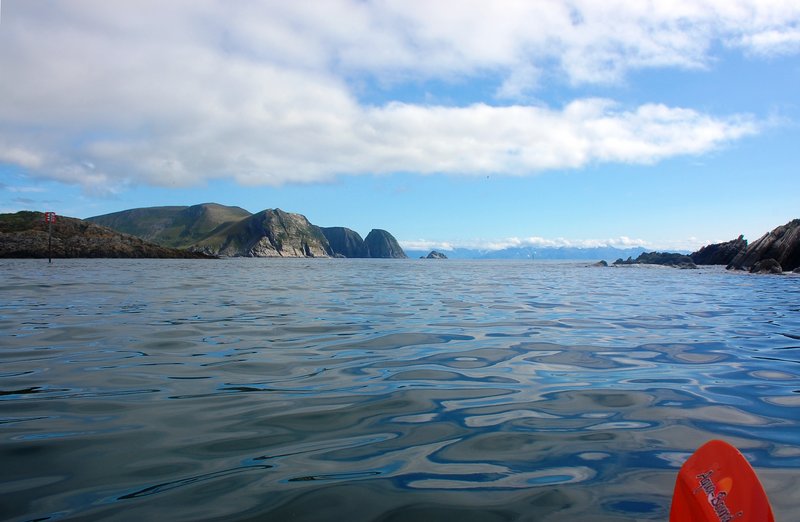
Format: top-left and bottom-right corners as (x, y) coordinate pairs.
(1, 1), (799, 251)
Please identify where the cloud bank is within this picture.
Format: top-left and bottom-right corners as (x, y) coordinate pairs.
(0, 0), (796, 191)
(402, 236), (650, 252)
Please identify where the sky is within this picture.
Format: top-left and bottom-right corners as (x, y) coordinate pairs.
(1, 1), (799, 252)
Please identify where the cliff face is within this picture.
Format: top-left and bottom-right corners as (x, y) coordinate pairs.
(194, 209), (332, 257)
(727, 219), (800, 272)
(0, 211), (212, 258)
(321, 227), (367, 258)
(364, 229), (407, 259)
(691, 235), (747, 266)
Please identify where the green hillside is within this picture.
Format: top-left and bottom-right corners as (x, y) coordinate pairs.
(87, 203), (251, 248)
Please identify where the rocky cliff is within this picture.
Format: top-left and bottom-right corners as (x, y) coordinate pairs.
(321, 227), (367, 258)
(364, 229), (407, 259)
(691, 235), (747, 266)
(193, 209), (332, 257)
(727, 219), (800, 272)
(1, 211), (213, 258)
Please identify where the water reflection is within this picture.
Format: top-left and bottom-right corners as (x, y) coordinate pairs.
(0, 259), (799, 521)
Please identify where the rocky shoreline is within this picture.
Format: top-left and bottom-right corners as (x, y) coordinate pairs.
(601, 219), (800, 274)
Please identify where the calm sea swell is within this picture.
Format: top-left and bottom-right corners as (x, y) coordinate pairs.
(1, 259), (799, 521)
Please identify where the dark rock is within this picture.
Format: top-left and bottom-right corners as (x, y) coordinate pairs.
(613, 252), (696, 269)
(424, 251), (448, 259)
(591, 260), (608, 267)
(636, 252), (697, 268)
(794, 267), (800, 274)
(728, 219), (800, 272)
(691, 235), (747, 265)
(193, 209), (332, 257)
(364, 229), (407, 259)
(750, 259), (783, 274)
(0, 211), (214, 258)
(321, 227), (367, 258)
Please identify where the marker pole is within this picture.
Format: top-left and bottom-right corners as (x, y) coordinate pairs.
(44, 212), (56, 263)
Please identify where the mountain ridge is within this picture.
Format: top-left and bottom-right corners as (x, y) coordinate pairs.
(88, 204), (407, 258)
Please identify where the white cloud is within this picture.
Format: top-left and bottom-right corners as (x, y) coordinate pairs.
(0, 0), (795, 191)
(401, 235), (654, 252)
(0, 145), (43, 169)
(401, 240), (458, 252)
(5, 185), (46, 193)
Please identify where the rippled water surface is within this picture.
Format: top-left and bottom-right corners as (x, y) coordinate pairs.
(1, 259), (799, 521)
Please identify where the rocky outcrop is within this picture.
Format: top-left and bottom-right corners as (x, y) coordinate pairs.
(0, 211), (213, 258)
(364, 229), (407, 258)
(614, 252), (697, 269)
(691, 235), (747, 266)
(423, 251), (448, 259)
(727, 219), (800, 273)
(194, 209), (332, 257)
(321, 227), (367, 258)
(750, 259), (783, 274)
(591, 260), (609, 267)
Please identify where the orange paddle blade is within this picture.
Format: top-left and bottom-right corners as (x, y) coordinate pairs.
(670, 440), (774, 522)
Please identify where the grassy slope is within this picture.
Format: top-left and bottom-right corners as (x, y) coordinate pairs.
(87, 203), (252, 248)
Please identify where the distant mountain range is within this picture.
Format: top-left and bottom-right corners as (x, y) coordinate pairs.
(87, 203), (407, 258)
(405, 246), (650, 260)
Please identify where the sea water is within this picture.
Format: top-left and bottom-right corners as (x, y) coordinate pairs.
(1, 259), (799, 521)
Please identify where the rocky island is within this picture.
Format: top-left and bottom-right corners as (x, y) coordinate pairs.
(613, 252), (697, 269)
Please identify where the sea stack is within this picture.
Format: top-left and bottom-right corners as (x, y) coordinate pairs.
(364, 229), (407, 258)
